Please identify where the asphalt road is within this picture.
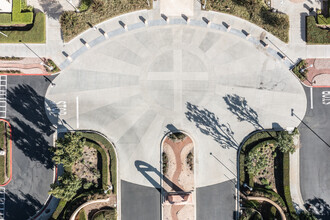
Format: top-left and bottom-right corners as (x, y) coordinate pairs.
(5, 75), (56, 220)
(299, 86), (330, 219)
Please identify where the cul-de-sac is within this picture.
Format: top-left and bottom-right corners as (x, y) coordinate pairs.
(0, 0), (329, 219)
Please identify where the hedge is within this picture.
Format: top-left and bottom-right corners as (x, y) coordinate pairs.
(85, 140), (108, 190)
(11, 0), (33, 24)
(317, 14), (330, 25)
(0, 14), (12, 25)
(0, 12), (45, 43)
(306, 16), (330, 44)
(252, 187), (288, 214)
(81, 132), (117, 194)
(77, 209), (87, 220)
(52, 199), (67, 219)
(282, 152), (298, 219)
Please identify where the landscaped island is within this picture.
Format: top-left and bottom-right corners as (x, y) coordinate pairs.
(0, 120), (11, 186)
(50, 132), (117, 220)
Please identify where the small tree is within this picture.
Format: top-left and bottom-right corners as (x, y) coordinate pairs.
(277, 131), (295, 154)
(50, 132), (85, 168)
(49, 172), (82, 201)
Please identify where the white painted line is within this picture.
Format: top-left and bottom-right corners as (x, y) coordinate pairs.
(76, 96), (79, 128)
(310, 87), (313, 109)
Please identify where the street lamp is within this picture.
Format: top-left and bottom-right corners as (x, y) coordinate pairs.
(104, 185), (113, 194)
(243, 183), (253, 191)
(65, 0), (80, 12)
(0, 31), (8, 38)
(19, 40), (53, 71)
(299, 64), (313, 73)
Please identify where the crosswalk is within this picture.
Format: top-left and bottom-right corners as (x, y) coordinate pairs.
(0, 76), (6, 119)
(0, 187), (5, 220)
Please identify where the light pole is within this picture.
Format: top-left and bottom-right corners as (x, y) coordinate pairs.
(19, 40), (53, 71)
(65, 0), (80, 12)
(104, 185), (113, 194)
(300, 64), (313, 73)
(0, 31), (8, 38)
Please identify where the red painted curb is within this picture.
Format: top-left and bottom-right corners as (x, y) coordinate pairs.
(313, 86), (330, 88)
(0, 119), (12, 186)
(0, 73), (54, 76)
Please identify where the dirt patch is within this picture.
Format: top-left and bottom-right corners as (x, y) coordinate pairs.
(72, 146), (100, 184)
(178, 143), (194, 191)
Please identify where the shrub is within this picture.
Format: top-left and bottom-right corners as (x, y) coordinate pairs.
(168, 132), (186, 141)
(11, 0), (33, 24)
(306, 16), (330, 44)
(52, 199), (67, 219)
(186, 151), (194, 171)
(282, 152), (298, 219)
(0, 14), (12, 25)
(292, 60), (308, 80)
(79, 0), (92, 11)
(317, 14), (330, 25)
(162, 152), (168, 174)
(276, 131), (295, 154)
(206, 0), (289, 42)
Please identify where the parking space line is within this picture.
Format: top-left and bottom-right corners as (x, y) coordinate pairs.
(310, 87), (313, 109)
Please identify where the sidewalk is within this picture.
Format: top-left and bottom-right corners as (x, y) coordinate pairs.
(289, 137), (306, 213)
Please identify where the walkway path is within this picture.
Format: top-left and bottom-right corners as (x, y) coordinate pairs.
(247, 196), (287, 220)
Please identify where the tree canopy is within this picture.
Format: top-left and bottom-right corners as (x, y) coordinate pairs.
(50, 132), (86, 167)
(49, 172), (82, 201)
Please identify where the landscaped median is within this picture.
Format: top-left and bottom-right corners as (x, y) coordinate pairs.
(205, 0), (289, 42)
(50, 132), (117, 220)
(239, 130), (299, 220)
(60, 0), (152, 42)
(306, 16), (330, 44)
(0, 120), (12, 186)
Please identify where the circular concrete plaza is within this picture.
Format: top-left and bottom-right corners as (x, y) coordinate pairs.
(46, 25), (306, 190)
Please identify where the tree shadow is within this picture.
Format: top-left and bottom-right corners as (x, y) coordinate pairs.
(135, 160), (183, 197)
(7, 84), (55, 136)
(6, 84), (55, 169)
(223, 94), (262, 129)
(11, 117), (54, 169)
(185, 102), (238, 149)
(305, 197), (330, 219)
(6, 190), (42, 220)
(38, 0), (64, 20)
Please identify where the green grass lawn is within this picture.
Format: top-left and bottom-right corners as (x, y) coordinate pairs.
(0, 156), (4, 184)
(0, 12), (46, 43)
(306, 16), (330, 44)
(206, 0), (289, 42)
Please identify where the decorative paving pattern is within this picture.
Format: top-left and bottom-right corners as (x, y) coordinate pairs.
(46, 25), (306, 189)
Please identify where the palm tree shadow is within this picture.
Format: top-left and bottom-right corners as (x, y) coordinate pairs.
(185, 102), (238, 149)
(223, 94), (262, 129)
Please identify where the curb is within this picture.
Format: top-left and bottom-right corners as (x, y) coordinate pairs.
(0, 119), (12, 186)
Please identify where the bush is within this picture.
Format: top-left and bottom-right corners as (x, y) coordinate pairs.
(186, 151), (194, 171)
(79, 0), (92, 11)
(162, 152), (168, 174)
(52, 199), (67, 219)
(292, 60), (308, 80)
(0, 14), (12, 25)
(252, 187), (287, 212)
(168, 132), (186, 141)
(11, 0), (33, 24)
(206, 0), (289, 42)
(306, 16), (330, 44)
(92, 208), (116, 220)
(276, 131), (295, 154)
(77, 209), (87, 220)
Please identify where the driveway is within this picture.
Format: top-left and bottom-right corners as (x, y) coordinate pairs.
(45, 25), (306, 219)
(299, 86), (330, 219)
(5, 75), (56, 220)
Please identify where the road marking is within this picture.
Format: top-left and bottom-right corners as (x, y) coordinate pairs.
(0, 187), (5, 220)
(76, 96), (79, 128)
(310, 87), (313, 109)
(322, 91), (330, 105)
(0, 76), (7, 119)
